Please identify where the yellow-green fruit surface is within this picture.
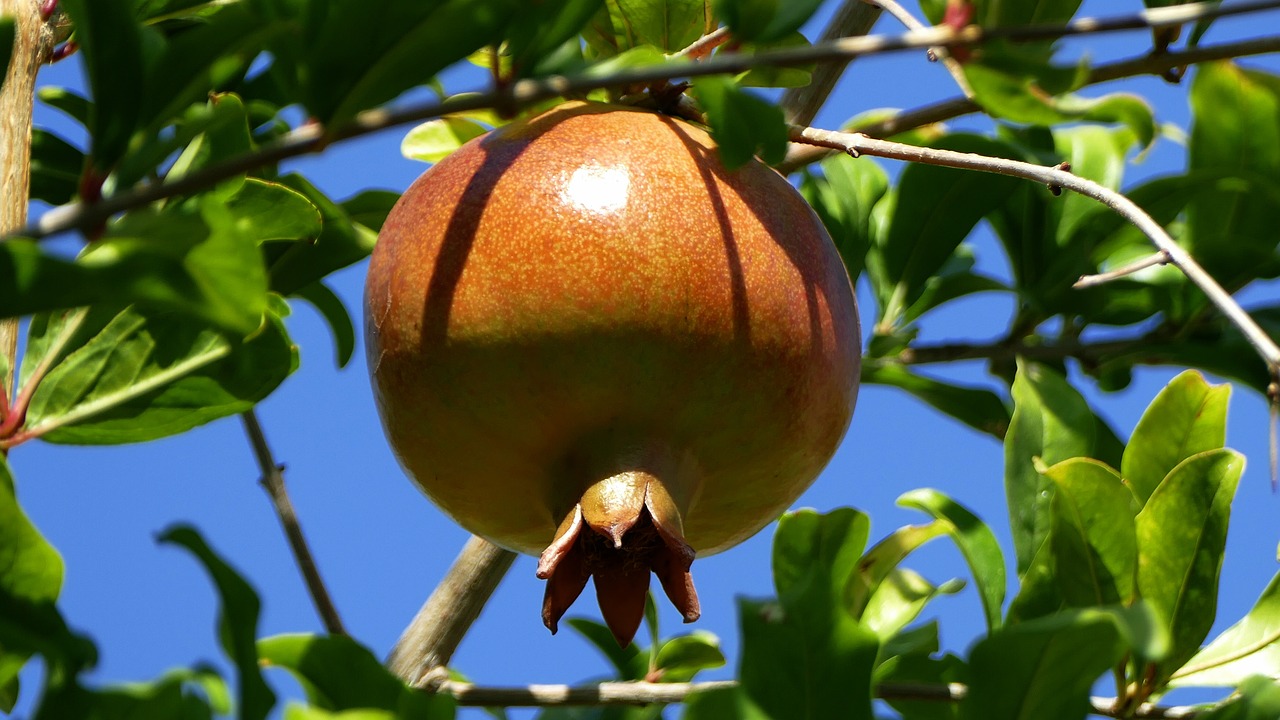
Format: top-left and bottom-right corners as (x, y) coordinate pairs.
(366, 101), (860, 558)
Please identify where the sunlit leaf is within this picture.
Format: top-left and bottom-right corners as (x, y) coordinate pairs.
(1169, 572), (1280, 688)
(1041, 458), (1137, 608)
(1136, 448), (1245, 680)
(862, 365), (1011, 440)
(1197, 676), (1280, 720)
(654, 632), (725, 682)
(898, 490), (1005, 631)
(849, 520), (948, 616)
(862, 568), (962, 642)
(584, 0), (712, 55)
(1123, 370), (1230, 505)
(401, 117), (489, 163)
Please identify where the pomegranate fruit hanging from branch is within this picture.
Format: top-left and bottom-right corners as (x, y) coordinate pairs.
(365, 101), (861, 646)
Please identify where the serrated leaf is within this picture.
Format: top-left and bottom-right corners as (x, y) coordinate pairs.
(22, 304), (295, 445)
(159, 525), (275, 720)
(898, 489), (1005, 631)
(1136, 448), (1245, 680)
(862, 365), (1011, 440)
(1041, 458), (1137, 607)
(1123, 370), (1230, 505)
(961, 609), (1125, 720)
(1005, 360), (1096, 576)
(1170, 572), (1280, 687)
(401, 117), (489, 163)
(693, 76), (788, 168)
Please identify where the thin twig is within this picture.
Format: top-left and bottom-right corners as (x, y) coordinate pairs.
(430, 678), (1205, 717)
(1075, 251), (1172, 288)
(866, 0), (974, 97)
(388, 535), (517, 686)
(240, 410), (347, 636)
(10, 0), (1279, 242)
(777, 32), (1280, 172)
(670, 26), (731, 60)
(789, 124), (1280, 375)
(780, 0), (882, 125)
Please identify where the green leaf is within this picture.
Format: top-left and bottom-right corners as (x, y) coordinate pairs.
(29, 130), (84, 206)
(862, 363), (1011, 441)
(1041, 458), (1137, 607)
(504, 0), (604, 75)
(1123, 370), (1230, 505)
(654, 632), (725, 682)
(877, 649), (966, 720)
(0, 456), (65, 711)
(682, 684), (769, 720)
(693, 76), (788, 168)
(714, 0), (822, 43)
(961, 609), (1125, 720)
(159, 525), (275, 720)
(902, 253), (1007, 323)
(739, 508), (879, 720)
(735, 32), (813, 89)
(23, 303), (296, 445)
(60, 0), (146, 170)
(1187, 62), (1280, 282)
(259, 634), (455, 718)
(568, 618), (646, 680)
(875, 135), (1021, 323)
(37, 87), (91, 128)
(1005, 360), (1095, 576)
(401, 117), (489, 163)
(1170, 572), (1280, 687)
(897, 489), (1005, 632)
(298, 0), (516, 128)
(862, 568), (962, 642)
(1196, 676), (1280, 720)
(268, 175), (380, 296)
(584, 0), (713, 55)
(1136, 448), (1245, 680)
(849, 520), (949, 616)
(801, 153), (889, 283)
(293, 281), (356, 368)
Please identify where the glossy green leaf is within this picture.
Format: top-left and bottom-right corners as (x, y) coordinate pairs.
(1187, 62), (1280, 282)
(1136, 449), (1245, 679)
(740, 508), (879, 720)
(401, 117), (489, 163)
(876, 134), (1021, 323)
(159, 525), (275, 720)
(23, 303), (296, 445)
(1197, 676), (1280, 719)
(961, 609), (1125, 720)
(693, 76), (788, 168)
(1169, 570), (1280, 687)
(654, 632), (725, 682)
(298, 0), (516, 128)
(268, 175), (381, 296)
(1041, 458), (1137, 607)
(862, 568), (962, 641)
(801, 153), (889, 283)
(714, 0), (822, 43)
(1005, 537), (1063, 624)
(898, 489), (1005, 631)
(0, 457), (65, 711)
(259, 634), (455, 718)
(568, 618), (645, 679)
(584, 0), (712, 55)
(849, 520), (948, 615)
(283, 706), (398, 720)
(111, 92), (248, 190)
(1005, 360), (1096, 575)
(293, 281), (356, 368)
(1123, 370), (1230, 505)
(861, 365), (1011, 440)
(60, 0), (145, 170)
(29, 129), (83, 206)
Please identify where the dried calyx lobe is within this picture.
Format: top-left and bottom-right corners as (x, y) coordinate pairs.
(537, 470), (700, 646)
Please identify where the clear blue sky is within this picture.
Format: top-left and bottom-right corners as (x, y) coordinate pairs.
(12, 2), (1280, 718)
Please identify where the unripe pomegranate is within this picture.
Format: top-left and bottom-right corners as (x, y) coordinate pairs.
(366, 101), (860, 646)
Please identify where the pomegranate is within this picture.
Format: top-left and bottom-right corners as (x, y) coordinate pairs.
(365, 101), (860, 645)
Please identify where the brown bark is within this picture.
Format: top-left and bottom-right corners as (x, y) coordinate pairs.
(0, 0), (53, 393)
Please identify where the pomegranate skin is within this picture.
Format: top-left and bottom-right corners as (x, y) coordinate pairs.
(366, 101), (860, 563)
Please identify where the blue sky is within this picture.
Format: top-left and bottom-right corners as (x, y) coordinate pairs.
(11, 2), (1280, 718)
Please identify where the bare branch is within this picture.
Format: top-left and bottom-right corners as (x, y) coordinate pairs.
(790, 125), (1280, 376)
(866, 0), (974, 97)
(388, 535), (517, 686)
(430, 678), (1205, 717)
(780, 0), (882, 125)
(1074, 251), (1172, 288)
(241, 410), (347, 636)
(670, 26), (731, 60)
(12, 0), (1280, 242)
(778, 33), (1280, 172)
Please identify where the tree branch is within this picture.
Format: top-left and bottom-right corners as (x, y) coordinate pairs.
(866, 0), (974, 97)
(387, 535), (517, 686)
(780, 0), (882, 125)
(789, 125), (1280, 376)
(240, 409), (347, 636)
(1075, 251), (1172, 288)
(777, 32), (1280, 172)
(430, 678), (1205, 717)
(10, 0), (1280, 242)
